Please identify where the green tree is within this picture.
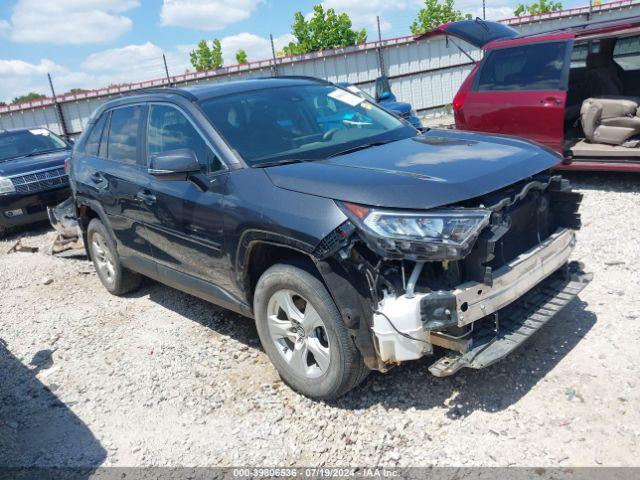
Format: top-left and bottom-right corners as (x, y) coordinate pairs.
(12, 92), (46, 103)
(210, 39), (223, 68)
(236, 49), (248, 64)
(282, 5), (367, 55)
(189, 38), (223, 71)
(410, 0), (471, 34)
(514, 0), (562, 16)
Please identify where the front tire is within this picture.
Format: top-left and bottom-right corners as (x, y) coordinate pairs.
(254, 263), (368, 399)
(87, 219), (141, 296)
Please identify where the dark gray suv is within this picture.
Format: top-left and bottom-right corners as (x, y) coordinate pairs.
(69, 77), (589, 399)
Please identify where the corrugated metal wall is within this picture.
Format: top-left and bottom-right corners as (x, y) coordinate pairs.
(1, 1), (639, 136)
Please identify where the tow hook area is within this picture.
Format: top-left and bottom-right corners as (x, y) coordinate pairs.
(428, 262), (591, 377)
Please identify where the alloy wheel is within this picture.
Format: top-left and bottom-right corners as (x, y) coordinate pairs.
(91, 232), (116, 286)
(266, 289), (331, 379)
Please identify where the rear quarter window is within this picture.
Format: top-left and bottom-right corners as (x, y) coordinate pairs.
(476, 42), (569, 92)
(84, 114), (108, 157)
(614, 35), (640, 71)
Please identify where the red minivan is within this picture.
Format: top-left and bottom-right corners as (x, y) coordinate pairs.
(441, 17), (640, 171)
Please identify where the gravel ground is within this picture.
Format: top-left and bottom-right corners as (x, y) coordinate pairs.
(0, 173), (639, 468)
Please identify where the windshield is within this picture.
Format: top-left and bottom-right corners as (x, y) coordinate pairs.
(0, 129), (68, 162)
(199, 84), (415, 166)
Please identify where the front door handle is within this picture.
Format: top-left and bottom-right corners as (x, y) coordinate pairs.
(90, 172), (104, 183)
(136, 190), (156, 206)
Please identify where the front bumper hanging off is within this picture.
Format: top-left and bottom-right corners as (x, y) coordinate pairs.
(371, 228), (592, 373)
(428, 261), (591, 377)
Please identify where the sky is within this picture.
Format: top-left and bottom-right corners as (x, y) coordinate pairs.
(0, 0), (588, 103)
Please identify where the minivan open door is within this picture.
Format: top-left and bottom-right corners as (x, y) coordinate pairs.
(437, 19), (519, 49)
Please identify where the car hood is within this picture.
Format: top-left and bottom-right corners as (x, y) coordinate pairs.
(264, 130), (561, 210)
(0, 149), (70, 177)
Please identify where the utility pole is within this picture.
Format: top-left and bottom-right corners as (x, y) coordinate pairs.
(162, 53), (172, 86)
(47, 73), (69, 138)
(376, 16), (385, 77)
(483, 0), (486, 20)
(270, 34), (279, 77)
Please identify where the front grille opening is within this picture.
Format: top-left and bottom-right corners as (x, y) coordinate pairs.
(10, 168), (69, 194)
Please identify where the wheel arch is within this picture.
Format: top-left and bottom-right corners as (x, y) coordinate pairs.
(242, 239), (382, 371)
(75, 199), (116, 259)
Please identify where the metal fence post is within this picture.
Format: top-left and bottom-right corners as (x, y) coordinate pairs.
(47, 73), (69, 138)
(377, 16), (385, 77)
(270, 34), (279, 77)
(163, 53), (172, 86)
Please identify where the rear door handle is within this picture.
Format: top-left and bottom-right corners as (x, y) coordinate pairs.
(136, 190), (156, 206)
(540, 97), (562, 106)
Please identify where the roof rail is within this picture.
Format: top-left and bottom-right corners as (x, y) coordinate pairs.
(135, 87), (198, 101)
(257, 75), (331, 84)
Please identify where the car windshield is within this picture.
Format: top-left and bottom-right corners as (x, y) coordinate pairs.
(0, 129), (68, 163)
(198, 84), (415, 166)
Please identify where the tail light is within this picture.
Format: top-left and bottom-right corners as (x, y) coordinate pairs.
(452, 90), (466, 114)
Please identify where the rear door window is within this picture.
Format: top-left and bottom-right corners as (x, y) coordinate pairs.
(106, 105), (143, 165)
(476, 41), (569, 91)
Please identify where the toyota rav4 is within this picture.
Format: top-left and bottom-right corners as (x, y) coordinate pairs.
(68, 77), (589, 399)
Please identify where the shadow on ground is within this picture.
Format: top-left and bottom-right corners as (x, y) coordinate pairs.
(563, 171), (640, 193)
(139, 277), (596, 417)
(336, 299), (596, 417)
(0, 339), (106, 471)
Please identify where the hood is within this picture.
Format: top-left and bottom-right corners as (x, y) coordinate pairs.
(381, 100), (412, 115)
(264, 130), (561, 210)
(0, 149), (70, 177)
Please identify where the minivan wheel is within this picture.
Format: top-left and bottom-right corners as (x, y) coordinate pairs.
(87, 219), (141, 296)
(254, 263), (369, 399)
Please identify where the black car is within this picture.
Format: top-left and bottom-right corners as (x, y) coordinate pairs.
(0, 128), (72, 238)
(69, 77), (589, 399)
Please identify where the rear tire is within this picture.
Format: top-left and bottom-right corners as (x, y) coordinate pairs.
(254, 263), (369, 400)
(87, 218), (141, 296)
(0, 225), (7, 239)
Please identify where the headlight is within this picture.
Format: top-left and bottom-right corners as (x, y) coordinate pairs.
(0, 177), (15, 195)
(338, 201), (491, 261)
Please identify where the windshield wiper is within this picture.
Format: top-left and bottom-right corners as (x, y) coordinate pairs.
(327, 139), (395, 159)
(6, 147), (68, 161)
(253, 158), (314, 168)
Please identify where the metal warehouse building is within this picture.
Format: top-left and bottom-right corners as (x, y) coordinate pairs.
(1, 0), (640, 137)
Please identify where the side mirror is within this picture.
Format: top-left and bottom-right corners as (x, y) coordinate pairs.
(148, 148), (200, 181)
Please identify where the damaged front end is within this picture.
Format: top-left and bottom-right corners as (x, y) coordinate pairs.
(314, 174), (591, 375)
(47, 197), (85, 256)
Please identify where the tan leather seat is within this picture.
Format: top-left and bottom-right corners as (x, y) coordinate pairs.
(581, 98), (640, 146)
